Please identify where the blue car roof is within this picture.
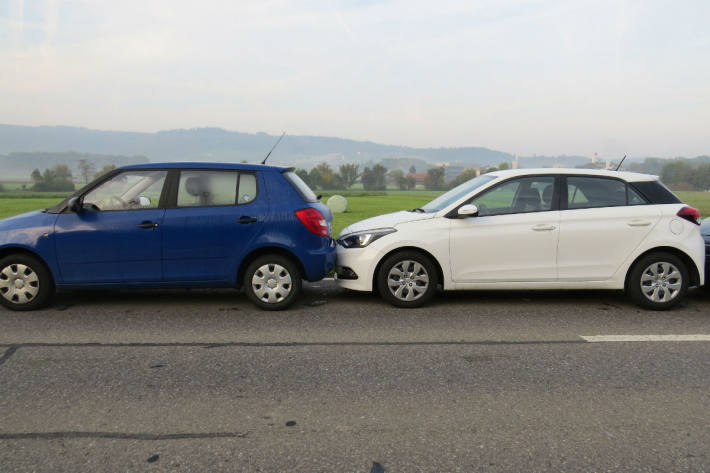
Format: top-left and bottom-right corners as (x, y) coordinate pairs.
(120, 162), (290, 172)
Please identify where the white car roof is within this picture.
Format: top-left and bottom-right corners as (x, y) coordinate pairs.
(486, 168), (658, 182)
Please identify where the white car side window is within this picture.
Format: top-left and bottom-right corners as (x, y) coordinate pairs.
(471, 177), (555, 216)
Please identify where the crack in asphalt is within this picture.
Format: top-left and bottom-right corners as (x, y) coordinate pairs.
(0, 345), (18, 368)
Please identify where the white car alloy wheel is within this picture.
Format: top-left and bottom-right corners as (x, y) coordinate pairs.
(639, 261), (682, 303)
(627, 252), (688, 310)
(387, 259), (429, 302)
(377, 251), (438, 308)
(0, 263), (40, 305)
(251, 263), (292, 304)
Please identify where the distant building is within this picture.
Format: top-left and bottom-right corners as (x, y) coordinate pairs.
(407, 173), (428, 189)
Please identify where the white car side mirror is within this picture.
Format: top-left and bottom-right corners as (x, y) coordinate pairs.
(458, 204), (478, 217)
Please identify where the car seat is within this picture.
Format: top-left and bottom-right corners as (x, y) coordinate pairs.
(185, 176), (213, 205)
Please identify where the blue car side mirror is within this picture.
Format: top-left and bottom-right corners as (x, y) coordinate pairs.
(67, 197), (82, 213)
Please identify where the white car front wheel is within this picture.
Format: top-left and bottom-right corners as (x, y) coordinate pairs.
(377, 251), (438, 308)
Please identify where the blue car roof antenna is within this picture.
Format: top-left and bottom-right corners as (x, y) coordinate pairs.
(261, 131), (286, 165)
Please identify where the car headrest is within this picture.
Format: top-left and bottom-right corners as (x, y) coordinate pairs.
(185, 177), (203, 197)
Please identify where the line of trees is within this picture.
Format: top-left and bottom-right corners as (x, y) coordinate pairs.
(26, 161), (117, 192)
(296, 163), (386, 190)
(659, 160), (710, 191)
(30, 165), (75, 192)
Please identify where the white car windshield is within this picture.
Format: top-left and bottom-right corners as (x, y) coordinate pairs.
(419, 175), (496, 213)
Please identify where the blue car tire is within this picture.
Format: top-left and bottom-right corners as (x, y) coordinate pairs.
(244, 254), (302, 310)
(0, 254), (54, 311)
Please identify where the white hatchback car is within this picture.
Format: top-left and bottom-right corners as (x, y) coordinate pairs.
(335, 169), (704, 310)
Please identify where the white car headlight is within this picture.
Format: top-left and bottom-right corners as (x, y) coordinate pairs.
(337, 228), (396, 248)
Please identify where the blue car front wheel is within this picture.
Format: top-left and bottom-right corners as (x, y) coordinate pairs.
(0, 254), (54, 311)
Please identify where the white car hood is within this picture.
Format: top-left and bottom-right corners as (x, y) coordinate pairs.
(339, 210), (435, 237)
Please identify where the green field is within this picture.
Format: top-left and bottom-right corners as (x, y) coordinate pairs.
(321, 191), (441, 236)
(0, 190), (708, 238)
(677, 191), (710, 217)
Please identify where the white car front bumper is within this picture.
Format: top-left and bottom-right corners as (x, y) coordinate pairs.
(335, 244), (381, 292)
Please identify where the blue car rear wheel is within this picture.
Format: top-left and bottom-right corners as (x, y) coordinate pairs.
(244, 254), (302, 310)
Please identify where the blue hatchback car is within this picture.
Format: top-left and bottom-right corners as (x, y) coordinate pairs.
(0, 163), (335, 311)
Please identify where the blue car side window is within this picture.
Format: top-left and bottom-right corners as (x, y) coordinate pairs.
(83, 171), (167, 211)
(177, 170), (239, 207)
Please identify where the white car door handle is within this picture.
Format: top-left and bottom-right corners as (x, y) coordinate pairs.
(532, 224), (556, 231)
(628, 220), (651, 227)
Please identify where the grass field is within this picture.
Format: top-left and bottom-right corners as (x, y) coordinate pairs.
(0, 190), (708, 238)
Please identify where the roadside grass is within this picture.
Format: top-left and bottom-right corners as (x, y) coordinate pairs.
(0, 198), (66, 218)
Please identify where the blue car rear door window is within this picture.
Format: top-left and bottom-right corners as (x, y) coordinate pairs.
(177, 170), (239, 207)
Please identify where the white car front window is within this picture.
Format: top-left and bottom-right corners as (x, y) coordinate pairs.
(420, 175), (495, 213)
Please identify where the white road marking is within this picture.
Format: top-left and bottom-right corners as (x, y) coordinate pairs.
(581, 335), (710, 342)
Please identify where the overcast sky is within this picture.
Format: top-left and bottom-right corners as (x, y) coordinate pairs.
(1, 0), (709, 158)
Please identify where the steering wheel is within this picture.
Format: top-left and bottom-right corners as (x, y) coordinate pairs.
(109, 195), (127, 209)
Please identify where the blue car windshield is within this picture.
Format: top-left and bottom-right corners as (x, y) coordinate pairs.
(419, 175), (496, 213)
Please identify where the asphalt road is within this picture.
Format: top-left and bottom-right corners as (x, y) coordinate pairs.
(1, 282), (710, 472)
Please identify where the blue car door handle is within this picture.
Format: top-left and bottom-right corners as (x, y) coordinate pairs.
(138, 222), (159, 229)
(236, 216), (257, 224)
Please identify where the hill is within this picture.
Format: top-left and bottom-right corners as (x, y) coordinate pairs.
(0, 124), (514, 171)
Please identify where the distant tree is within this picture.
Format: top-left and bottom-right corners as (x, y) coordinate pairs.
(372, 164), (387, 190)
(389, 169), (405, 189)
(31, 168), (42, 183)
(77, 159), (96, 184)
(409, 165), (417, 174)
(31, 165), (75, 192)
(338, 163), (359, 189)
(498, 162), (510, 170)
(93, 164), (116, 180)
(313, 162), (344, 189)
(0, 182), (4, 192)
(660, 161), (694, 190)
(295, 168), (312, 187)
(424, 166), (446, 190)
(361, 167), (374, 190)
(308, 166), (324, 190)
(691, 163), (710, 190)
(447, 168), (479, 189)
(361, 164), (387, 190)
(405, 175), (416, 190)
